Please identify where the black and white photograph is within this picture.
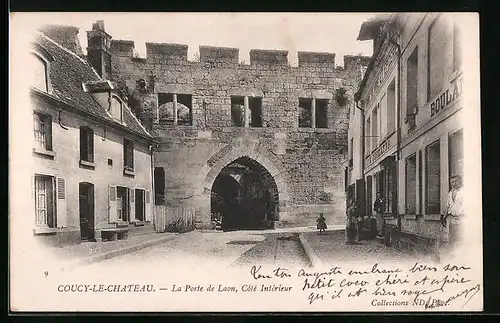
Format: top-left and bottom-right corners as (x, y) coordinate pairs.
(9, 12), (482, 312)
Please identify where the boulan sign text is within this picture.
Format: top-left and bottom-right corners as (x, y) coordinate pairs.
(429, 73), (463, 118)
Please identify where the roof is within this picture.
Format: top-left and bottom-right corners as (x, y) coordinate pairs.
(357, 14), (392, 41)
(33, 33), (152, 139)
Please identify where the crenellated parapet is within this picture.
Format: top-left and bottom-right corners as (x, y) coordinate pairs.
(249, 49), (289, 66)
(146, 42), (188, 61)
(298, 51), (336, 67)
(199, 46), (239, 64)
(343, 55), (371, 70)
(110, 40), (135, 57)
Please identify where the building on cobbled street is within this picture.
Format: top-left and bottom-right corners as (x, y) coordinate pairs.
(93, 21), (370, 230)
(349, 13), (465, 255)
(29, 19), (371, 245)
(30, 25), (155, 246)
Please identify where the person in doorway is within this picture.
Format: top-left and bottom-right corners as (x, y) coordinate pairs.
(374, 193), (385, 239)
(346, 198), (361, 244)
(441, 174), (465, 247)
(317, 213), (327, 235)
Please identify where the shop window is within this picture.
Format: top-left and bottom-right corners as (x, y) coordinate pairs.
(449, 129), (464, 178)
(425, 140), (441, 214)
(405, 154), (417, 214)
(34, 175), (55, 228)
(79, 127), (94, 163)
(33, 112), (52, 152)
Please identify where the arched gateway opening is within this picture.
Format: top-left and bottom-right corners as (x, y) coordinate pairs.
(210, 156), (279, 231)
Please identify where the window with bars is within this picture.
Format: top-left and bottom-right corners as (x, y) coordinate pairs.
(33, 113), (52, 151)
(123, 139), (134, 171)
(80, 127), (94, 162)
(35, 175), (55, 228)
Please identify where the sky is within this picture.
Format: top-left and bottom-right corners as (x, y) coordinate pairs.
(12, 12), (375, 67)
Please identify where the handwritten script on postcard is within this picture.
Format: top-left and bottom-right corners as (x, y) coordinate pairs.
(50, 261), (482, 311)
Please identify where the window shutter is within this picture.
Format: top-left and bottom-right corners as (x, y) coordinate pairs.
(129, 188), (136, 222)
(88, 130), (94, 162)
(145, 189), (152, 222)
(108, 185), (118, 223)
(56, 177), (67, 228)
(80, 128), (86, 160)
(46, 116), (53, 151)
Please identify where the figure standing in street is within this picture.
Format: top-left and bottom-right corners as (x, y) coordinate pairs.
(374, 193), (385, 239)
(317, 213), (327, 235)
(441, 174), (465, 248)
(345, 197), (361, 244)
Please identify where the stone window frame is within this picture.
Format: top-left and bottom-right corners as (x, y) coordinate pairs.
(34, 174), (56, 229)
(230, 95), (263, 128)
(123, 138), (135, 176)
(79, 126), (96, 169)
(298, 97), (330, 129)
(33, 111), (55, 158)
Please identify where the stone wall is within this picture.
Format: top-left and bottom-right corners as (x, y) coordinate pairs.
(109, 40), (370, 228)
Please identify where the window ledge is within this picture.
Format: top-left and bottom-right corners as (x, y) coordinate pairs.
(123, 168), (135, 176)
(33, 147), (56, 158)
(79, 160), (96, 169)
(116, 221), (129, 228)
(34, 227), (58, 235)
(424, 214), (442, 221)
(404, 214), (417, 220)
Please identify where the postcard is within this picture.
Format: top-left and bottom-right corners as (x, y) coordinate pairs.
(9, 12), (482, 312)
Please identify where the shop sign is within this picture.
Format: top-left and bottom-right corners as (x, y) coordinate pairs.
(365, 132), (396, 167)
(429, 73), (463, 118)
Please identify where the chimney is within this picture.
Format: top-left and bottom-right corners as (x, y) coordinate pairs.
(86, 20), (113, 80)
(39, 25), (83, 56)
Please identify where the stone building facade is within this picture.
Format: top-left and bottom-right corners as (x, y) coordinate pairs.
(353, 13), (469, 255)
(85, 21), (371, 229)
(30, 31), (155, 246)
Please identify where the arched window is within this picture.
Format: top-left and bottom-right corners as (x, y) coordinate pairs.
(31, 54), (48, 92)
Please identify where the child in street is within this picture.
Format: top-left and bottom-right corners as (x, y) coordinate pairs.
(317, 213), (327, 235)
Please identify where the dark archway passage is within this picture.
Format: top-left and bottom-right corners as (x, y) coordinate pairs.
(211, 156), (279, 231)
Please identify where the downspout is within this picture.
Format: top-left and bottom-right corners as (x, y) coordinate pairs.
(149, 143), (156, 230)
(355, 99), (365, 217)
(388, 31), (402, 230)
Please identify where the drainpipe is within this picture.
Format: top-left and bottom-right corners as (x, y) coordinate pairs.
(388, 30), (402, 232)
(354, 98), (366, 218)
(149, 143), (156, 230)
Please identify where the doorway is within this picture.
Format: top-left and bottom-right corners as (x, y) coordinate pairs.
(135, 188), (145, 222)
(79, 182), (95, 241)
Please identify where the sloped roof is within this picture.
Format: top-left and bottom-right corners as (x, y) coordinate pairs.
(34, 33), (151, 139)
(357, 14), (392, 41)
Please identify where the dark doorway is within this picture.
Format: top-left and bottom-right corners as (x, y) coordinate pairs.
(211, 156), (279, 231)
(135, 189), (145, 221)
(79, 182), (95, 241)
